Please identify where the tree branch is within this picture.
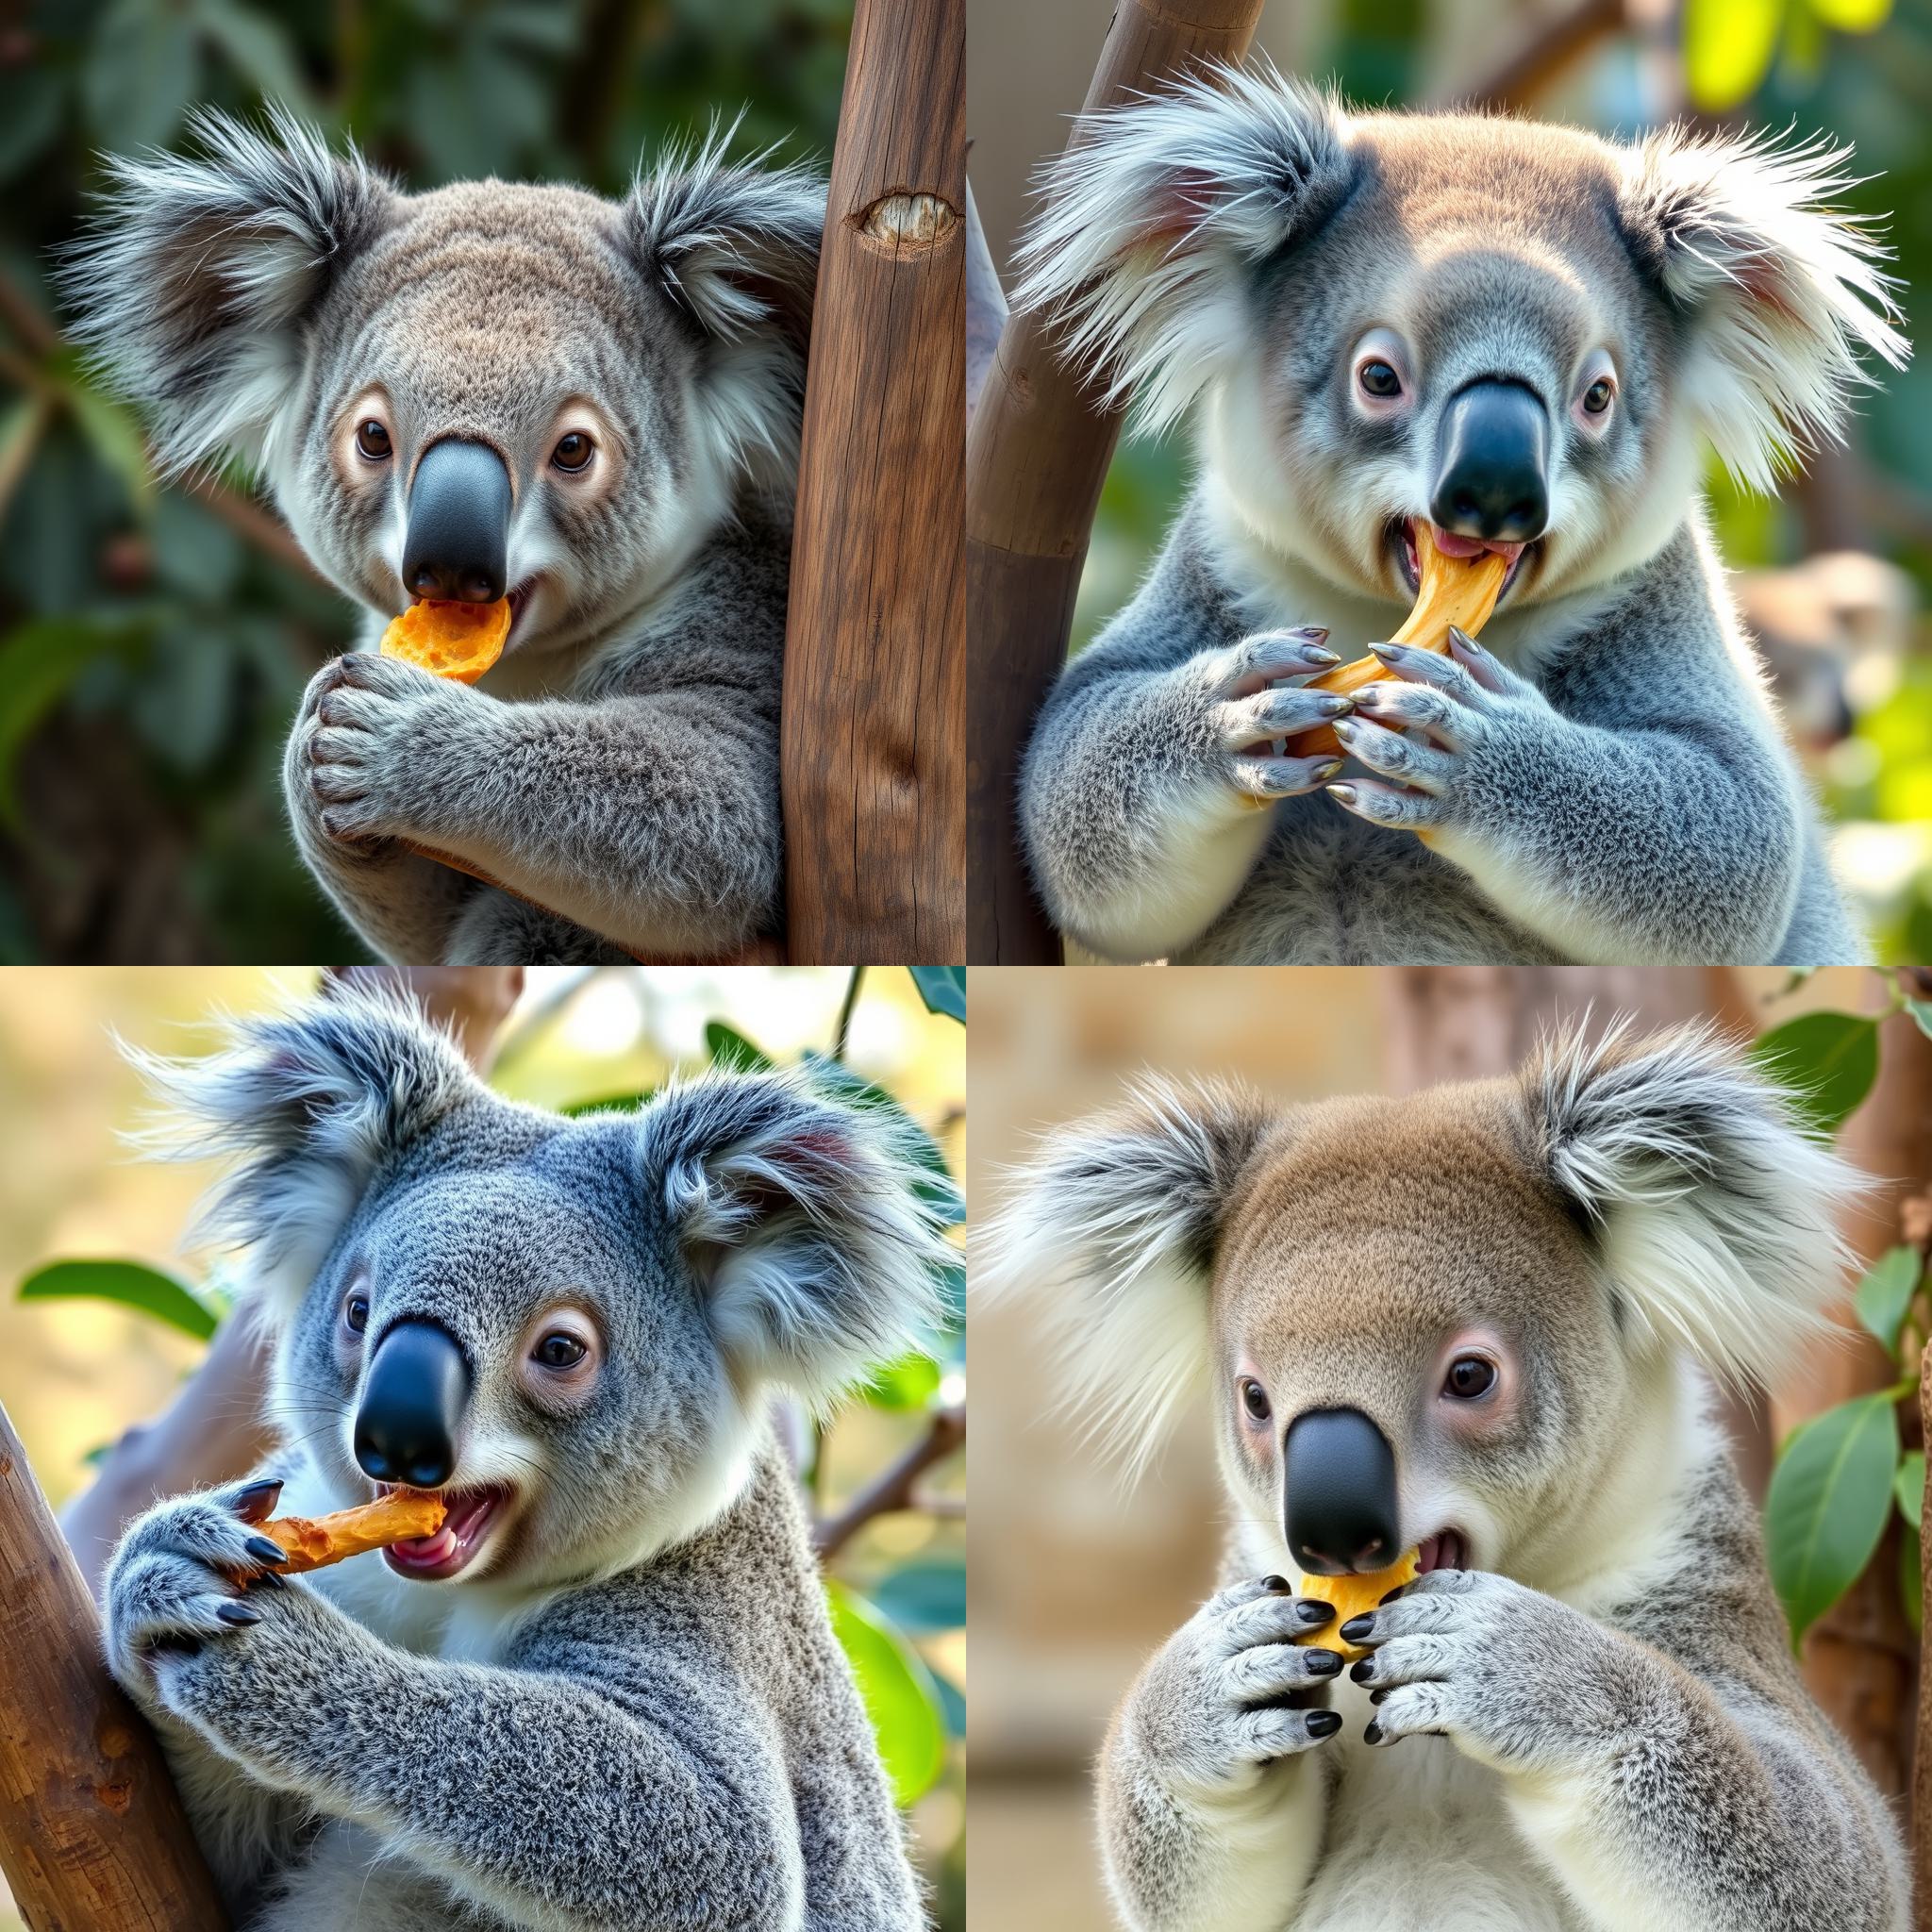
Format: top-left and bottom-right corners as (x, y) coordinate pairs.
(814, 1404), (964, 1560)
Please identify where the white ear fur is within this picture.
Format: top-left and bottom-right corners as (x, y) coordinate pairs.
(977, 1075), (1275, 1482)
(1623, 126), (1907, 491)
(1010, 61), (1351, 434)
(1523, 1017), (1864, 1390)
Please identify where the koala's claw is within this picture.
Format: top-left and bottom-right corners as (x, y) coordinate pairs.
(232, 1477), (284, 1522)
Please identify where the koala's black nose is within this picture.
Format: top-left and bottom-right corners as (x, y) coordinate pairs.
(1430, 379), (1549, 545)
(354, 1320), (470, 1490)
(402, 438), (511, 604)
(1282, 1407), (1401, 1576)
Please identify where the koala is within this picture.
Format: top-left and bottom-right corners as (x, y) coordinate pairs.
(102, 985), (948, 1930)
(1011, 69), (1908, 966)
(985, 1023), (1908, 1932)
(66, 109), (821, 965)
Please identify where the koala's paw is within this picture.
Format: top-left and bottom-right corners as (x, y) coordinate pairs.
(1194, 628), (1355, 804)
(103, 1478), (291, 1697)
(1325, 628), (1559, 836)
(298, 652), (475, 845)
(1135, 1576), (1348, 1802)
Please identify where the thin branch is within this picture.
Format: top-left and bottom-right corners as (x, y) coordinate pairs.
(1425, 0), (1625, 111)
(831, 965), (866, 1061)
(183, 475), (329, 586)
(813, 1405), (964, 1560)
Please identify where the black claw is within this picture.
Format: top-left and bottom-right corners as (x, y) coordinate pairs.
(233, 1478), (284, 1521)
(1338, 1614), (1374, 1642)
(1259, 1574), (1292, 1594)
(1302, 1648), (1342, 1678)
(244, 1536), (290, 1567)
(1364, 1721), (1385, 1745)
(1369, 1687), (1389, 1706)
(1348, 1658), (1375, 1684)
(1294, 1599), (1336, 1625)
(1378, 1582), (1412, 1605)
(216, 1602), (261, 1627)
(252, 1568), (287, 1591)
(1306, 1709), (1342, 1739)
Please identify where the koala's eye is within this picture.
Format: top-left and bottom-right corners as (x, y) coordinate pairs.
(1238, 1377), (1272, 1424)
(1582, 377), (1614, 416)
(550, 432), (594, 474)
(533, 1330), (589, 1372)
(1357, 360), (1402, 400)
(344, 1291), (370, 1335)
(354, 419), (391, 461)
(1443, 1355), (1496, 1400)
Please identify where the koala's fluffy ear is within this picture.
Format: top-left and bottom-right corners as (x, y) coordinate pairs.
(128, 985), (478, 1319)
(623, 125), (824, 483)
(1622, 128), (1907, 491)
(1011, 62), (1351, 431)
(1521, 1019), (1862, 1390)
(62, 107), (392, 475)
(979, 1077), (1276, 1478)
(641, 1071), (953, 1410)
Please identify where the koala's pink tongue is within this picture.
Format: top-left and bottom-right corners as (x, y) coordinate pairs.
(1427, 523), (1524, 565)
(393, 1523), (458, 1563)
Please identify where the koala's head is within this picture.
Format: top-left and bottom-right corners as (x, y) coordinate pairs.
(987, 1024), (1857, 1586)
(138, 986), (948, 1591)
(1015, 68), (1907, 609)
(65, 109), (822, 658)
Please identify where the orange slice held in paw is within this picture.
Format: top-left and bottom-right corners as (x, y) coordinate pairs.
(378, 597), (511, 684)
(1292, 1548), (1420, 1661)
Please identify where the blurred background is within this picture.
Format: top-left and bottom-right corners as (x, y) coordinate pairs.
(966, 964), (1932, 1929)
(0, 964), (964, 1930)
(0, 0), (853, 963)
(968, 0), (1932, 962)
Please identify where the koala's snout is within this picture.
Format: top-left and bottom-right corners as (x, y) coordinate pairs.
(1282, 1407), (1401, 1576)
(354, 1320), (471, 1489)
(1431, 379), (1549, 545)
(403, 438), (512, 604)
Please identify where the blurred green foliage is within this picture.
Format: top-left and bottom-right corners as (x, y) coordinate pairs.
(0, 0), (851, 962)
(1074, 0), (1932, 962)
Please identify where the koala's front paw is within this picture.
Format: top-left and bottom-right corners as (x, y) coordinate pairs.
(1193, 628), (1354, 804)
(104, 1478), (291, 1699)
(299, 653), (477, 844)
(1326, 628), (1560, 836)
(1136, 1576), (1347, 1803)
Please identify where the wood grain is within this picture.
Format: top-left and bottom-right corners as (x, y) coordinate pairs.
(781, 0), (965, 965)
(964, 0), (1267, 964)
(0, 1402), (228, 1930)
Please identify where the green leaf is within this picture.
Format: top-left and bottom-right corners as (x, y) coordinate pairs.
(863, 1352), (941, 1411)
(705, 1021), (773, 1073)
(1765, 1391), (1900, 1649)
(1751, 1012), (1880, 1138)
(20, 1258), (222, 1341)
(1854, 1246), (1924, 1353)
(800, 1054), (963, 1227)
(556, 1089), (656, 1118)
(872, 1557), (967, 1634)
(1902, 1524), (1923, 1635)
(0, 615), (145, 832)
(1807, 0), (1890, 29)
(824, 1580), (946, 1807)
(1684, 0), (1784, 109)
(193, 0), (317, 113)
(1897, 1450), (1924, 1532)
(1906, 999), (1932, 1043)
(907, 966), (965, 1024)
(84, 0), (200, 150)
(51, 349), (157, 513)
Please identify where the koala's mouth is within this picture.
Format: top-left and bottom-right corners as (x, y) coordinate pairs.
(381, 1482), (514, 1581)
(502, 578), (539, 646)
(1414, 1526), (1470, 1574)
(1391, 519), (1537, 608)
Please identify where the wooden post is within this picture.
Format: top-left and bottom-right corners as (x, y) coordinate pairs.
(0, 1402), (227, 1931)
(964, 0), (1268, 964)
(781, 0), (965, 965)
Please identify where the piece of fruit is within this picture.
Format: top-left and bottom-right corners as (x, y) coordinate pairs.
(378, 597), (511, 684)
(256, 1491), (448, 1574)
(1292, 1548), (1420, 1661)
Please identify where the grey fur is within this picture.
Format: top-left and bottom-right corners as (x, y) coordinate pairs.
(108, 985), (946, 1930)
(1013, 71), (1905, 966)
(66, 109), (822, 963)
(985, 1023), (1906, 1932)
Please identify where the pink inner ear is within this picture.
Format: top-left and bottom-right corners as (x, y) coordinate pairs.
(1131, 168), (1224, 256)
(1731, 246), (1806, 327)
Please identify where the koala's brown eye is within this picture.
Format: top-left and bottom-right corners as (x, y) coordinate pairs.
(1444, 1356), (1496, 1400)
(344, 1291), (370, 1335)
(551, 432), (593, 474)
(355, 419), (391, 460)
(1358, 360), (1402, 399)
(533, 1331), (588, 1371)
(1582, 378), (1614, 416)
(1239, 1377), (1272, 1424)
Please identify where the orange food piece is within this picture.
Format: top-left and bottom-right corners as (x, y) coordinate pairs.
(258, 1491), (447, 1574)
(378, 598), (510, 684)
(1292, 1548), (1420, 1661)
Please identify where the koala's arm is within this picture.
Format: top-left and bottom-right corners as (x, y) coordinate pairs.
(1097, 1576), (1344, 1932)
(1020, 507), (1348, 960)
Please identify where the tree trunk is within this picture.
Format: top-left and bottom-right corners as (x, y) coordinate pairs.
(782, 0), (965, 965)
(0, 1402), (227, 1930)
(963, 0), (1268, 965)
(1918, 1347), (1932, 1926)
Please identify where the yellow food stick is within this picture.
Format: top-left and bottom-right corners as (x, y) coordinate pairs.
(378, 597), (512, 684)
(1292, 1548), (1421, 1661)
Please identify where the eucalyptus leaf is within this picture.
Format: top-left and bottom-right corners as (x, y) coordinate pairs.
(1854, 1245), (1924, 1352)
(863, 1352), (941, 1412)
(1896, 1449), (1924, 1532)
(1684, 0), (1783, 108)
(824, 1580), (946, 1807)
(21, 1257), (223, 1341)
(705, 1021), (773, 1073)
(908, 965), (965, 1024)
(1750, 1012), (1879, 1138)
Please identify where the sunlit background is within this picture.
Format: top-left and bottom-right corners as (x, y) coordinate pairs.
(969, 0), (1932, 960)
(0, 0), (854, 961)
(0, 965), (965, 1930)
